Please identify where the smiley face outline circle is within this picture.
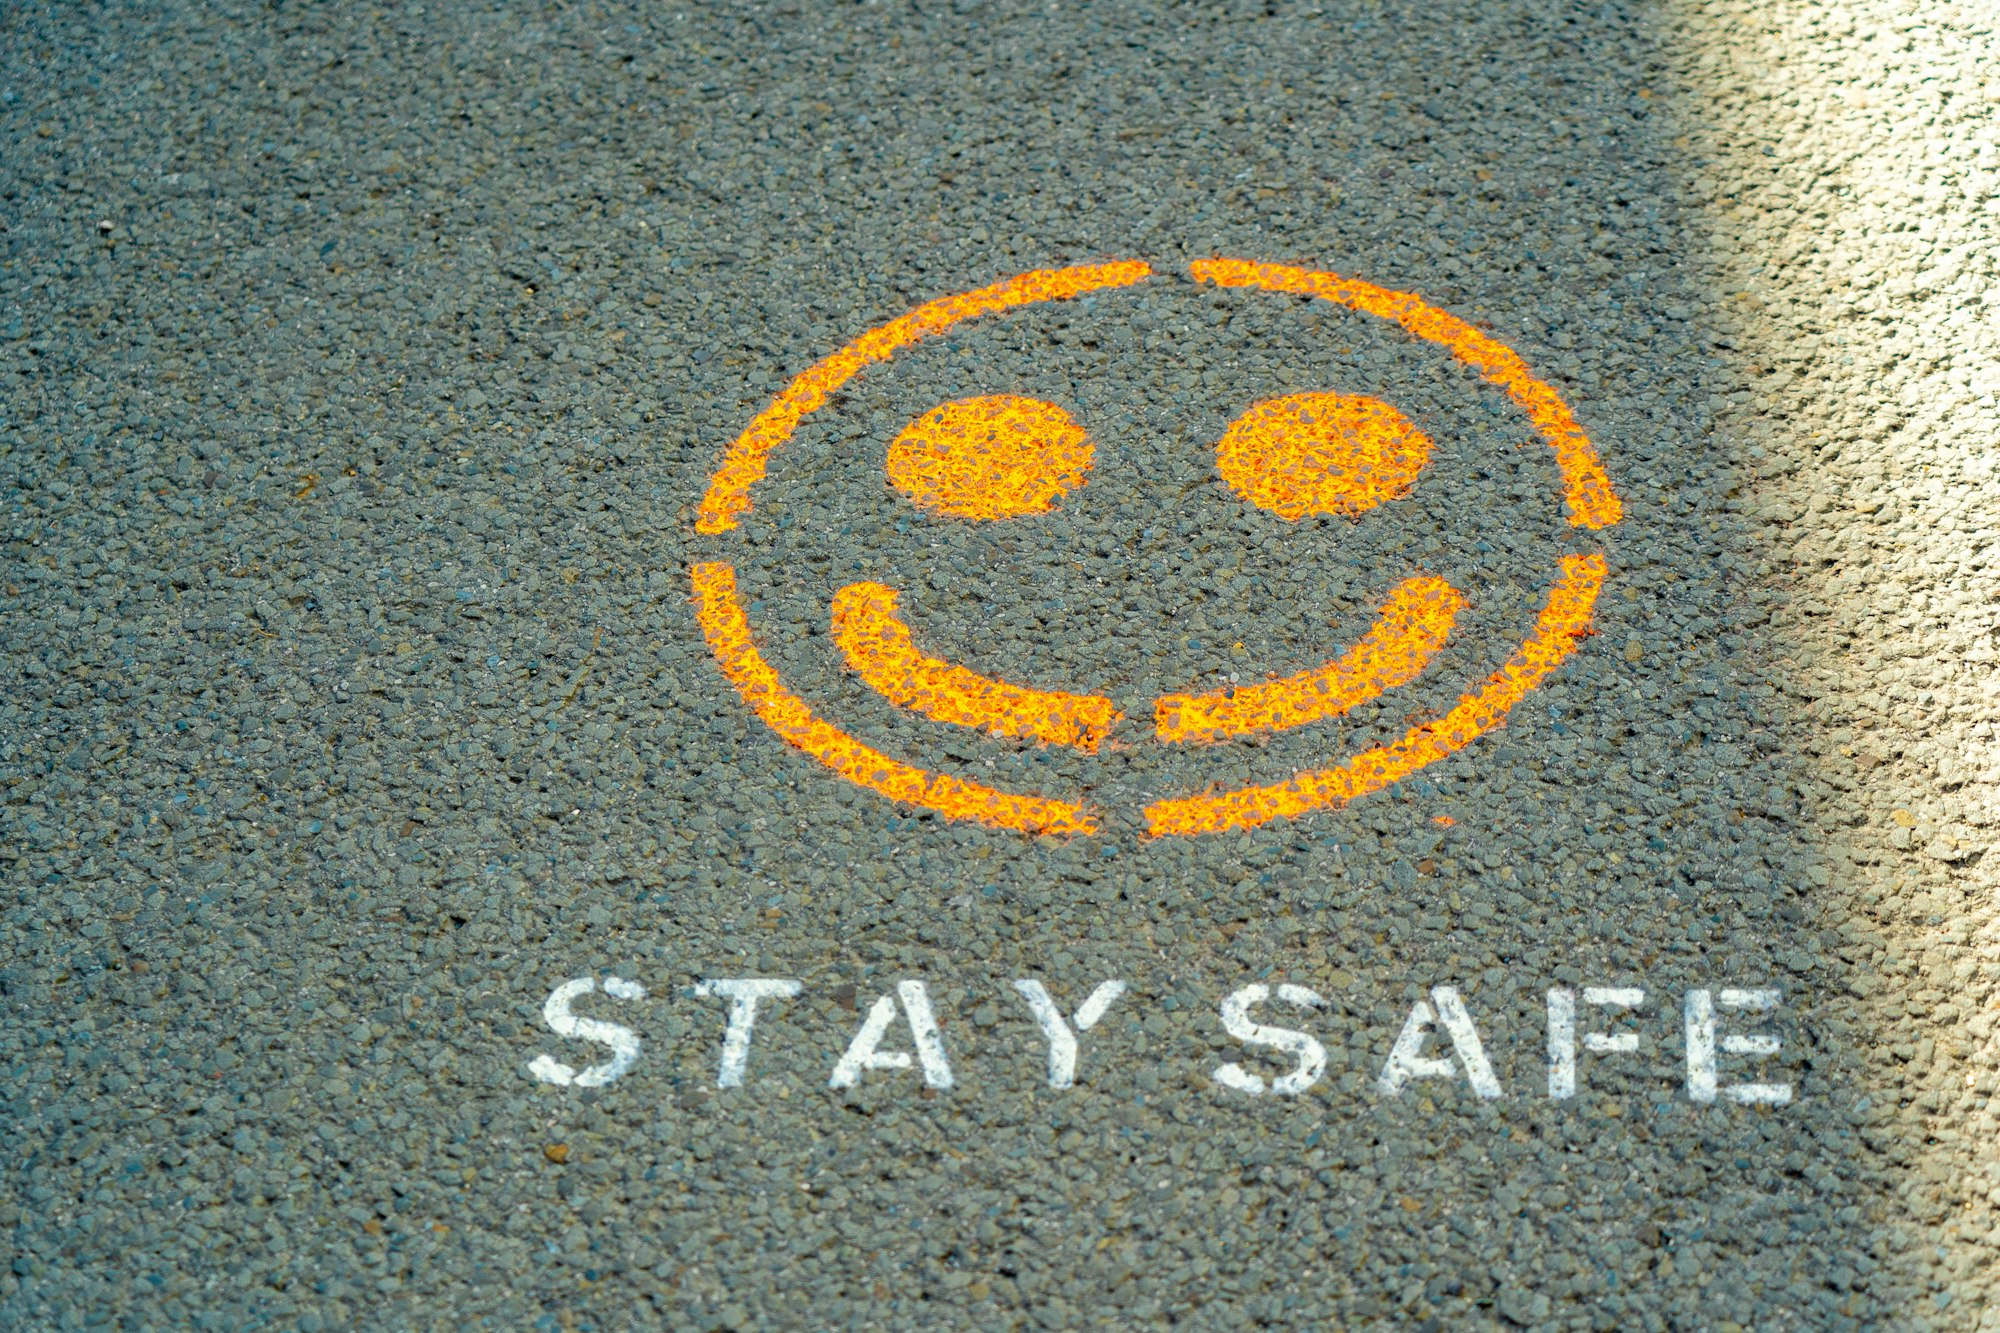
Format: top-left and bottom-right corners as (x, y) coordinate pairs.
(692, 258), (1623, 837)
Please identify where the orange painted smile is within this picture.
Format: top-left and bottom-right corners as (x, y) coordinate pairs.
(693, 259), (1621, 837)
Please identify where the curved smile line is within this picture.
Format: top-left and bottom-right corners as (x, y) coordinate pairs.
(832, 582), (1124, 752)
(830, 575), (1467, 751)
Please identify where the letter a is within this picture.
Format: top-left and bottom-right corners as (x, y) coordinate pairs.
(830, 980), (954, 1090)
(1377, 985), (1502, 1099)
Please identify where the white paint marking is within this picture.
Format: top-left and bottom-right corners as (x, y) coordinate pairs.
(528, 975), (646, 1089)
(1378, 985), (1501, 1099)
(829, 980), (954, 1090)
(693, 978), (802, 1088)
(1212, 983), (1328, 1096)
(831, 995), (907, 1086)
(1686, 987), (1791, 1105)
(1013, 979), (1128, 1089)
(1073, 979), (1126, 1031)
(1547, 988), (1575, 1099)
(1547, 985), (1645, 1099)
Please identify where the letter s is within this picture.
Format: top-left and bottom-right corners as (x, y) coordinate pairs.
(1212, 982), (1328, 1096)
(528, 975), (647, 1088)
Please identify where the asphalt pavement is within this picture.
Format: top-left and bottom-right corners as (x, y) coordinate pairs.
(3, 1), (1996, 1329)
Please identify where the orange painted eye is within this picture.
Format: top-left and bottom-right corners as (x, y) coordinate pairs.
(886, 394), (1093, 520)
(1214, 390), (1431, 521)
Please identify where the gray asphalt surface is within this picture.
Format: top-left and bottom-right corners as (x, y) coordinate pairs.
(3, 0), (1996, 1329)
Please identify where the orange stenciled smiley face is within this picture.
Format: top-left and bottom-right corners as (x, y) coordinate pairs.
(692, 259), (1621, 837)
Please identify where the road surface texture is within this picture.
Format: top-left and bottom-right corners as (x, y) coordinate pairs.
(3, 0), (1997, 1329)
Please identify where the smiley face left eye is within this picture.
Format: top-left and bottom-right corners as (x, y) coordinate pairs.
(886, 394), (1094, 520)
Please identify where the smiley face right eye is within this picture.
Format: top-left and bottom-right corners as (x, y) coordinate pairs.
(886, 394), (1093, 520)
(1215, 390), (1432, 521)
